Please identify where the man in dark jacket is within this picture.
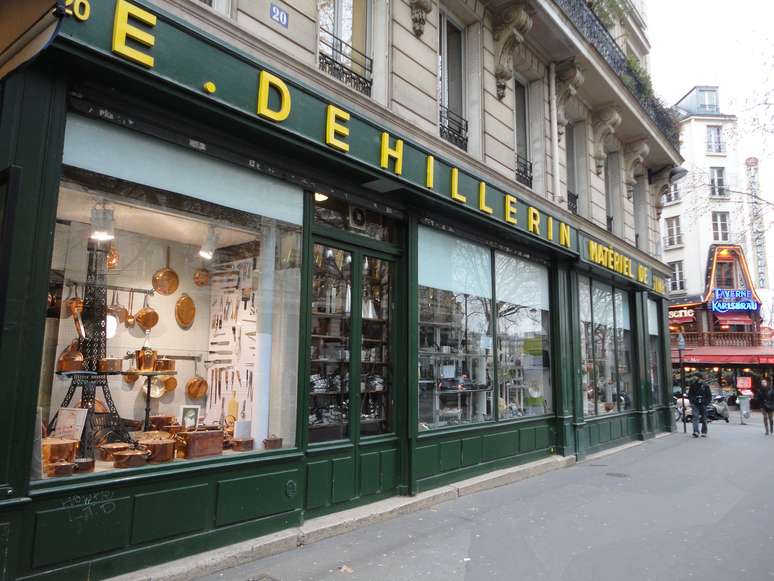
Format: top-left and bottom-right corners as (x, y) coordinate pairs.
(688, 380), (712, 438)
(761, 380), (774, 436)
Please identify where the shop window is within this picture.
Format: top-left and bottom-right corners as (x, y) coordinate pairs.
(318, 0), (373, 95)
(314, 194), (398, 243)
(495, 253), (552, 419)
(578, 277), (634, 416)
(34, 116), (302, 479)
(648, 299), (664, 406)
(418, 227), (493, 430)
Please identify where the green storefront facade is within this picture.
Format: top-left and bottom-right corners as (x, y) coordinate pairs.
(0, 2), (674, 579)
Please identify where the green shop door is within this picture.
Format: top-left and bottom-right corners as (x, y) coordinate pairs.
(305, 227), (406, 512)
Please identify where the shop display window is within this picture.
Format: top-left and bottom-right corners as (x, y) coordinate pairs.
(34, 117), (302, 479)
(648, 299), (664, 405)
(314, 194), (398, 243)
(579, 276), (634, 416)
(495, 253), (552, 419)
(418, 227), (493, 430)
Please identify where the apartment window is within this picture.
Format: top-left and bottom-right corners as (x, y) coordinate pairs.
(715, 261), (734, 288)
(710, 167), (727, 196)
(566, 124), (578, 213)
(318, 0), (373, 96)
(664, 180), (680, 204)
(604, 154), (622, 235)
(712, 211), (730, 242)
(195, 0), (230, 15)
(438, 10), (467, 150)
(699, 90), (718, 113)
(706, 126), (724, 154)
(664, 216), (682, 247)
(514, 80), (533, 188)
(668, 261), (685, 292)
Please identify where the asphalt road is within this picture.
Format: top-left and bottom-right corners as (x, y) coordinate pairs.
(198, 413), (774, 581)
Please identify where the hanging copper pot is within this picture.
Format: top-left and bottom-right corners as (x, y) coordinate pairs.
(186, 360), (208, 400)
(106, 244), (120, 270)
(107, 289), (128, 324)
(125, 291), (136, 328)
(193, 266), (210, 287)
(136, 294), (159, 331)
(67, 285), (86, 340)
(152, 246), (179, 296)
(56, 340), (84, 373)
(175, 294), (196, 329)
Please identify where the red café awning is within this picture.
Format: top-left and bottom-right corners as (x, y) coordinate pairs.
(671, 316), (694, 324)
(672, 346), (774, 365)
(714, 312), (753, 326)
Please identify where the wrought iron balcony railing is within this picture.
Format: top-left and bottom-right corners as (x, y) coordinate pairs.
(670, 332), (762, 348)
(552, 0), (680, 151)
(318, 28), (373, 97)
(568, 191), (578, 214)
(515, 153), (533, 188)
(439, 105), (468, 150)
(606, 214), (614, 232)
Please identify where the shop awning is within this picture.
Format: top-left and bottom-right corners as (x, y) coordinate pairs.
(670, 316), (694, 324)
(672, 346), (774, 365)
(714, 312), (753, 326)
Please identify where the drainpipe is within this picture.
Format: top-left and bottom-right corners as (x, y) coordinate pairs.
(549, 62), (562, 203)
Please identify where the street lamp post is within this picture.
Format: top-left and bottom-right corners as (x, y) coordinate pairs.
(678, 333), (686, 433)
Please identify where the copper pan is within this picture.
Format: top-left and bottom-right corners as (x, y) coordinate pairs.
(136, 294), (159, 331)
(152, 246), (179, 296)
(125, 290), (136, 328)
(175, 294), (196, 329)
(107, 289), (128, 324)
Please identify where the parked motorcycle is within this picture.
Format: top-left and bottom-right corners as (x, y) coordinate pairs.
(673, 393), (729, 423)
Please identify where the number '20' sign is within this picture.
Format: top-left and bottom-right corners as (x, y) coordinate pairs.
(270, 4), (289, 28)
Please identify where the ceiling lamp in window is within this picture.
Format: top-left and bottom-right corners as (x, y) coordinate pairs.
(90, 202), (115, 241)
(199, 225), (218, 261)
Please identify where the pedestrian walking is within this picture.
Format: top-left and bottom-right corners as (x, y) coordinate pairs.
(761, 379), (774, 436)
(688, 380), (712, 438)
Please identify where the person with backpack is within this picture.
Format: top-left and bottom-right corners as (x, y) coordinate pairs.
(761, 379), (774, 436)
(688, 380), (712, 438)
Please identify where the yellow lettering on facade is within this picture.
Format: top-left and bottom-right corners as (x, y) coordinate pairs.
(325, 105), (350, 152)
(607, 247), (615, 270)
(478, 182), (492, 214)
(547, 216), (554, 241)
(527, 207), (541, 235)
(559, 223), (571, 248)
(450, 168), (466, 203)
(614, 253), (622, 274)
(425, 156), (434, 188)
(504, 195), (518, 225)
(654, 277), (665, 293)
(256, 70), (291, 122)
(379, 132), (403, 175)
(112, 0), (157, 68)
(638, 265), (649, 284)
(588, 240), (598, 263)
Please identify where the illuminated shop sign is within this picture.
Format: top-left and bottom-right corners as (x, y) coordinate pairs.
(710, 289), (758, 313)
(669, 308), (694, 319)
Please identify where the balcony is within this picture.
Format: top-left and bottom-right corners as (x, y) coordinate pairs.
(318, 29), (373, 97)
(568, 191), (578, 214)
(515, 153), (533, 188)
(671, 332), (763, 348)
(698, 104), (720, 114)
(440, 106), (468, 151)
(551, 0), (680, 151)
(706, 141), (726, 154)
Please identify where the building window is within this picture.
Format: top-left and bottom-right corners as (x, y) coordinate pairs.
(710, 167), (726, 196)
(604, 154), (622, 235)
(438, 10), (467, 150)
(34, 115), (303, 479)
(566, 123), (578, 214)
(664, 216), (682, 247)
(664, 180), (680, 204)
(579, 277), (634, 416)
(712, 211), (729, 242)
(318, 0), (373, 96)
(706, 126), (725, 154)
(647, 299), (664, 406)
(194, 0), (230, 15)
(699, 89), (718, 113)
(418, 227), (493, 429)
(715, 261), (734, 288)
(514, 80), (532, 188)
(668, 261), (685, 292)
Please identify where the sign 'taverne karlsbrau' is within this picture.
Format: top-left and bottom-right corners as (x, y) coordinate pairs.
(60, 0), (577, 251)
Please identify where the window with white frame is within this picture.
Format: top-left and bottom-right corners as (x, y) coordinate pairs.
(706, 125), (724, 153)
(668, 261), (685, 292)
(712, 211), (730, 242)
(699, 89), (718, 113)
(318, 0), (373, 95)
(438, 9), (467, 150)
(513, 79), (533, 188)
(710, 167), (726, 196)
(664, 216), (682, 247)
(194, 0), (230, 15)
(664, 180), (680, 204)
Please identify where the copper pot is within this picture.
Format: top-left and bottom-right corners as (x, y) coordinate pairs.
(149, 415), (175, 430)
(193, 267), (210, 287)
(56, 340), (84, 373)
(46, 459), (76, 477)
(98, 358), (123, 373)
(154, 358), (176, 372)
(136, 294), (159, 331)
(74, 458), (95, 473)
(42, 437), (79, 468)
(112, 448), (151, 469)
(231, 438), (254, 452)
(152, 246), (180, 296)
(96, 442), (131, 462)
(124, 369), (140, 384)
(135, 347), (157, 372)
(138, 438), (176, 463)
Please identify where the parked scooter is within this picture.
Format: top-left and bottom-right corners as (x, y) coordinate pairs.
(706, 394), (730, 423)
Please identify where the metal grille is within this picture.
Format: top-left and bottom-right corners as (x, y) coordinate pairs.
(606, 215), (614, 232)
(515, 154), (533, 188)
(318, 29), (372, 96)
(439, 105), (468, 150)
(706, 140), (726, 154)
(568, 191), (578, 214)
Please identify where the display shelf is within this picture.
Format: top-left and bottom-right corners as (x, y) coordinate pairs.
(132, 371), (179, 377)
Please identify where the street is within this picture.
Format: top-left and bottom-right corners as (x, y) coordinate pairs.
(198, 414), (774, 581)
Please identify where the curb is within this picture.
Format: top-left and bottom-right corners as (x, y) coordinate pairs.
(110, 454), (577, 581)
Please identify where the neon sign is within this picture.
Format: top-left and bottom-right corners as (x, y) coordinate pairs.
(710, 289), (758, 313)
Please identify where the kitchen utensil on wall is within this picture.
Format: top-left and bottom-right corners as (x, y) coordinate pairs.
(56, 340), (84, 373)
(193, 266), (210, 287)
(186, 360), (208, 400)
(175, 293), (196, 329)
(126, 291), (136, 328)
(152, 246), (179, 295)
(163, 376), (178, 391)
(124, 370), (139, 384)
(144, 377), (167, 399)
(67, 285), (86, 339)
(107, 289), (127, 324)
(106, 244), (120, 270)
(135, 330), (157, 371)
(136, 294), (159, 331)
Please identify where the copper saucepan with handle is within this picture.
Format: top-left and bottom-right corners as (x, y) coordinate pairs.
(152, 246), (179, 296)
